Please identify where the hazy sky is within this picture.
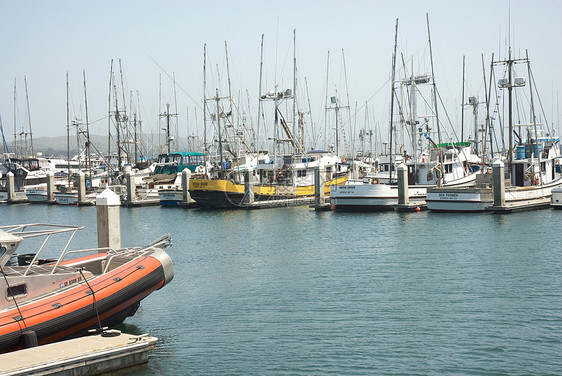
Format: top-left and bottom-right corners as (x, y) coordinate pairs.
(1, 0), (560, 151)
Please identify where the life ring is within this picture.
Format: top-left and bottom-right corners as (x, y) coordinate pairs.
(341, 158), (347, 163)
(371, 177), (380, 185)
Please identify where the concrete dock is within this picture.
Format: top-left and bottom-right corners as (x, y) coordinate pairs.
(239, 196), (314, 209)
(0, 332), (157, 376)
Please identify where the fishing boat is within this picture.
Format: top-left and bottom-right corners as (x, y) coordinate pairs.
(426, 51), (562, 212)
(189, 151), (348, 208)
(331, 18), (485, 211)
(427, 140), (562, 212)
(330, 142), (480, 211)
(0, 223), (174, 353)
(143, 152), (206, 206)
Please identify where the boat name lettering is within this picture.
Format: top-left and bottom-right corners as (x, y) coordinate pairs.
(59, 276), (83, 288)
(438, 193), (459, 198)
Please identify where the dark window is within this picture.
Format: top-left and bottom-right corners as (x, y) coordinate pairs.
(7, 284), (27, 298)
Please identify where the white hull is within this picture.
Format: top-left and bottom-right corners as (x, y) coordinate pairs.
(426, 189), (493, 212)
(552, 187), (562, 208)
(331, 173), (477, 211)
(0, 191), (27, 202)
(54, 192), (96, 205)
(330, 183), (426, 210)
(25, 189), (48, 203)
(428, 178), (562, 212)
(158, 189), (184, 206)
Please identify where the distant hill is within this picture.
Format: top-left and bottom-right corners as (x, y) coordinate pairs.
(4, 134), (170, 159)
(5, 135), (109, 158)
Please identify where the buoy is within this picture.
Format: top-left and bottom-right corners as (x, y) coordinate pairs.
(21, 330), (38, 348)
(330, 205), (336, 211)
(415, 207), (421, 212)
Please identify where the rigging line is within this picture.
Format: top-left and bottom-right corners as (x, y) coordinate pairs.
(147, 55), (203, 112)
(0, 264), (28, 332)
(528, 66), (552, 136)
(78, 268), (103, 333)
(0, 114), (11, 154)
(176, 252), (220, 293)
(434, 87), (459, 143)
(335, 77), (391, 131)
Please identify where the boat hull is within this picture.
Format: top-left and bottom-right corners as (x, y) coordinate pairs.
(158, 189), (184, 206)
(427, 178), (562, 212)
(330, 183), (427, 211)
(189, 175), (349, 208)
(330, 173), (477, 212)
(0, 254), (168, 353)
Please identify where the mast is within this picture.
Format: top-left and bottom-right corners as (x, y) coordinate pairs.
(158, 74), (162, 154)
(225, 41), (234, 154)
(461, 56), (465, 144)
(304, 76), (313, 150)
(83, 70), (93, 182)
(487, 54), (495, 159)
(526, 49), (540, 183)
(426, 13), (441, 146)
(24, 76), (34, 156)
(114, 78), (122, 171)
(507, 48), (513, 168)
(173, 72), (179, 153)
(133, 113), (138, 163)
(293, 29), (297, 155)
(389, 18), (398, 183)
(203, 44), (208, 175)
(343, 49), (352, 158)
(481, 54), (489, 160)
(66, 72), (71, 189)
(13, 78), (17, 157)
(107, 60), (113, 165)
(159, 103), (177, 155)
(215, 88), (224, 174)
(324, 51), (330, 149)
(136, 91), (144, 162)
(257, 34), (264, 153)
(166, 103), (171, 154)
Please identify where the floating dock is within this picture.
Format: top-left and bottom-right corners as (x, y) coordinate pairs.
(240, 196), (314, 209)
(394, 201), (427, 212)
(487, 198), (552, 213)
(121, 198), (161, 207)
(0, 332), (157, 376)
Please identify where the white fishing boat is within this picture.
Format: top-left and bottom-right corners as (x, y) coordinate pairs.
(331, 142), (480, 211)
(426, 51), (562, 212)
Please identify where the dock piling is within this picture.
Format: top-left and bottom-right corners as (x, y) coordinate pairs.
(6, 172), (15, 201)
(182, 169), (193, 204)
(397, 163), (409, 205)
(492, 159), (505, 207)
(243, 170), (254, 204)
(46, 171), (55, 203)
(77, 171), (86, 204)
(314, 166), (325, 206)
(126, 171), (136, 203)
(96, 189), (121, 250)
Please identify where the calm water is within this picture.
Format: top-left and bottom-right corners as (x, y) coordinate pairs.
(1, 204), (561, 375)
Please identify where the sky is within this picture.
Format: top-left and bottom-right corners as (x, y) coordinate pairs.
(1, 0), (561, 155)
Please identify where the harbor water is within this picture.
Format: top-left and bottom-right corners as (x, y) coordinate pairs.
(1, 204), (561, 375)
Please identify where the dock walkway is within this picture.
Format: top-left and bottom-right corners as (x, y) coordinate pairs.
(0, 332), (157, 375)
